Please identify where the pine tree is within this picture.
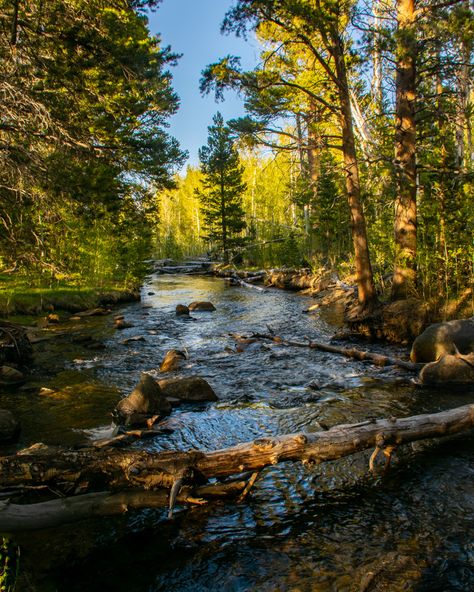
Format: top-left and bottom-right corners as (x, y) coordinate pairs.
(196, 113), (247, 262)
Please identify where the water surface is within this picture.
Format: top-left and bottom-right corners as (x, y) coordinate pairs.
(3, 274), (474, 591)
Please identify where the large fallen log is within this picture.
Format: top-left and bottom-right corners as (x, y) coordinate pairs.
(1, 404), (474, 532)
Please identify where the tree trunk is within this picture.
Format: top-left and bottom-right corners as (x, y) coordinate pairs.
(392, 0), (417, 300)
(333, 35), (376, 308)
(455, 1), (473, 172)
(372, 0), (384, 112)
(220, 173), (228, 262)
(3, 403), (474, 533)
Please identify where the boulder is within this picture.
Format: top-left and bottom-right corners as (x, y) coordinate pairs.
(159, 349), (187, 373)
(175, 304), (190, 316)
(411, 318), (474, 363)
(0, 366), (25, 386)
(157, 376), (218, 402)
(114, 373), (171, 426)
(188, 301), (216, 312)
(419, 351), (474, 385)
(0, 410), (20, 443)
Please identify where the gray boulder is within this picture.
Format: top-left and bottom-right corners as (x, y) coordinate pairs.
(410, 319), (474, 363)
(114, 373), (171, 426)
(420, 351), (474, 385)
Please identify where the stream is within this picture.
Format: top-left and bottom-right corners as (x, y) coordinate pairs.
(3, 273), (474, 591)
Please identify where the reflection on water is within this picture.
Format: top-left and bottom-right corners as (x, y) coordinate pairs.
(2, 274), (474, 590)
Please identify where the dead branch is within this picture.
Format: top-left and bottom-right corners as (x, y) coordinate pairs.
(0, 481), (248, 532)
(238, 332), (420, 371)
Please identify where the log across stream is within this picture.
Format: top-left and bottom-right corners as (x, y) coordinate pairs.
(1, 273), (474, 591)
(2, 403), (474, 532)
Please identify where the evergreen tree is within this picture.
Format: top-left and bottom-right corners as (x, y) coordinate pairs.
(196, 113), (247, 262)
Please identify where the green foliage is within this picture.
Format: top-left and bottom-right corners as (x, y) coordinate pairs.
(196, 113), (247, 262)
(0, 0), (185, 286)
(0, 537), (19, 592)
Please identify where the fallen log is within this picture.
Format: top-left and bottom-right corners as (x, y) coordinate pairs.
(1, 403), (474, 531)
(227, 274), (267, 292)
(236, 332), (420, 372)
(0, 481), (248, 532)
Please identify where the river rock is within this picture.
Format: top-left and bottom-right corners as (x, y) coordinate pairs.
(188, 301), (216, 312)
(0, 366), (25, 385)
(419, 351), (474, 385)
(114, 373), (171, 426)
(411, 318), (474, 363)
(115, 318), (134, 330)
(176, 304), (190, 316)
(159, 349), (187, 372)
(0, 409), (20, 442)
(157, 376), (218, 402)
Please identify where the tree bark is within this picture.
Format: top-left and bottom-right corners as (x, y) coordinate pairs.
(392, 0), (418, 300)
(455, 1), (473, 172)
(333, 35), (376, 307)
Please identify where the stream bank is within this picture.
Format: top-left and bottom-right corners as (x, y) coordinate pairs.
(0, 283), (140, 317)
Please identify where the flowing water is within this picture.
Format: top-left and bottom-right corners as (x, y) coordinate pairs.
(2, 274), (474, 591)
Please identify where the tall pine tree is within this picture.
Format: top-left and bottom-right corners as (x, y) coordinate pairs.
(196, 113), (246, 262)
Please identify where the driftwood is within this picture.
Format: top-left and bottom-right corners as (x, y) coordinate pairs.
(233, 332), (420, 372)
(0, 480), (249, 532)
(1, 404), (474, 531)
(227, 274), (267, 292)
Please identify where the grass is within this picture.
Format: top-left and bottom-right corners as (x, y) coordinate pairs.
(0, 274), (140, 317)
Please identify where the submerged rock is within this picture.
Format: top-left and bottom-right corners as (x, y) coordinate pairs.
(157, 376), (218, 402)
(76, 307), (111, 317)
(0, 366), (25, 385)
(115, 318), (134, 330)
(411, 318), (474, 363)
(175, 304), (190, 316)
(0, 409), (20, 443)
(159, 349), (187, 372)
(114, 373), (171, 426)
(188, 301), (216, 312)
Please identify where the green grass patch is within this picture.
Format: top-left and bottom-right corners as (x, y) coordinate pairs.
(0, 277), (140, 317)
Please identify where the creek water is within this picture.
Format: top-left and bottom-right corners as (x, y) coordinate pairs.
(3, 274), (474, 591)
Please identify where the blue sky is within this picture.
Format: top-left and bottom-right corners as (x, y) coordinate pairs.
(147, 0), (259, 168)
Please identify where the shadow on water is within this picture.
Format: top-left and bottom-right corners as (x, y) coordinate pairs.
(3, 274), (474, 590)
